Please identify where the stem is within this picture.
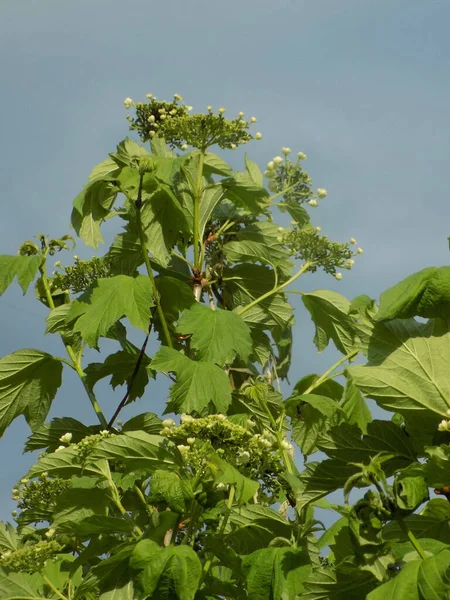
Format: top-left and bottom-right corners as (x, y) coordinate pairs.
(39, 262), (108, 428)
(218, 485), (235, 536)
(112, 492), (143, 537)
(266, 183), (298, 204)
(302, 349), (358, 395)
(260, 395), (294, 475)
(43, 575), (69, 600)
(135, 176), (173, 349)
(237, 262), (312, 317)
(397, 519), (426, 559)
(193, 152), (205, 269)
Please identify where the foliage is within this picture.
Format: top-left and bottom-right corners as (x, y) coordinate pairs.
(1, 91), (449, 599)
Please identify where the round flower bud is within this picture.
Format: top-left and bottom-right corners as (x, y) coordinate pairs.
(276, 236), (283, 243)
(59, 432), (72, 444)
(160, 114), (166, 120)
(250, 116), (257, 123)
(266, 161), (275, 171)
(357, 247), (364, 254)
(187, 437), (196, 445)
(73, 255), (78, 261)
(163, 419), (175, 428)
(11, 510), (17, 517)
(280, 439), (291, 450)
(350, 238), (357, 244)
(45, 528), (55, 538)
(181, 414), (194, 424)
(149, 131), (155, 138)
(281, 147), (292, 155)
(230, 143), (237, 150)
(347, 259), (355, 267)
(308, 199), (318, 207)
(438, 419), (450, 432)
(317, 188), (327, 198)
(148, 115), (156, 123)
(315, 226), (322, 232)
(255, 132), (262, 140)
(173, 93), (183, 101)
(187, 106), (193, 111)
(123, 97), (133, 109)
(273, 156), (283, 165)
(246, 419), (256, 427)
(218, 107), (226, 114)
(216, 482), (227, 491)
(238, 111), (245, 117)
(55, 445), (66, 453)
(181, 144), (188, 151)
(20, 478), (29, 484)
(290, 220), (298, 225)
(335, 273), (343, 280)
(177, 444), (190, 453)
(216, 414), (226, 420)
(446, 409), (450, 417)
(297, 152), (307, 160)
(277, 227), (284, 233)
(207, 105), (213, 111)
(264, 170), (276, 179)
(54, 260), (61, 267)
(146, 93), (153, 99)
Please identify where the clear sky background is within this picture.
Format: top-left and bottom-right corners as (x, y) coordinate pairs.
(1, 0), (450, 521)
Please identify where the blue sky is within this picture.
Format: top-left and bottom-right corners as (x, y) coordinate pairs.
(1, 0), (450, 520)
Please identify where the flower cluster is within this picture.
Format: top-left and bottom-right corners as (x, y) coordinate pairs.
(264, 152), (317, 206)
(283, 227), (362, 277)
(160, 414), (284, 500)
(52, 256), (113, 294)
(12, 475), (71, 515)
(126, 94), (256, 151)
(73, 430), (113, 461)
(0, 540), (62, 573)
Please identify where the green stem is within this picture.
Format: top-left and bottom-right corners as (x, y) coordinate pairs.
(43, 575), (69, 600)
(302, 349), (358, 395)
(112, 492), (143, 537)
(260, 396), (294, 475)
(237, 262), (312, 317)
(397, 519), (427, 559)
(135, 176), (173, 348)
(218, 485), (235, 536)
(39, 262), (108, 428)
(193, 152), (205, 269)
(266, 183), (298, 204)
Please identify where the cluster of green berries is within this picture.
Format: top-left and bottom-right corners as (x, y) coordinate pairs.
(125, 93), (260, 152)
(0, 540), (62, 573)
(52, 256), (113, 294)
(160, 414), (285, 499)
(12, 475), (71, 515)
(283, 228), (362, 277)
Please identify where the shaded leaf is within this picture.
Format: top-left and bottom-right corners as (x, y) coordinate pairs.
(0, 255), (41, 296)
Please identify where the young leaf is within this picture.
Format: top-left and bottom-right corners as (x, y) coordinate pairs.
(340, 372), (372, 433)
(121, 412), (162, 435)
(150, 470), (193, 513)
(208, 454), (259, 504)
(226, 505), (293, 554)
(176, 303), (252, 365)
(151, 347), (232, 413)
(0, 255), (41, 296)
(302, 290), (356, 354)
(0, 523), (18, 552)
(244, 153), (264, 187)
(0, 349), (63, 435)
(66, 275), (153, 347)
(72, 180), (118, 248)
(348, 318), (450, 417)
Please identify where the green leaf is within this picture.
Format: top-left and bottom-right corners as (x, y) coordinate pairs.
(110, 137), (150, 167)
(0, 522), (18, 552)
(223, 171), (269, 213)
(150, 470), (193, 513)
(290, 395), (342, 456)
(302, 290), (356, 354)
(278, 202), (310, 227)
(244, 153), (264, 187)
(26, 445), (109, 480)
(151, 347), (232, 414)
(242, 547), (312, 600)
(88, 156), (120, 183)
(136, 545), (202, 600)
(99, 581), (134, 600)
(425, 445), (450, 488)
(383, 499), (450, 544)
(0, 569), (44, 599)
(72, 180), (118, 248)
(418, 549), (450, 598)
(366, 560), (421, 600)
(121, 412), (162, 435)
(52, 487), (110, 532)
(377, 266), (450, 321)
(0, 349), (63, 435)
(208, 454), (259, 504)
(42, 553), (83, 597)
(176, 304), (252, 365)
(0, 255), (41, 296)
(393, 464), (429, 512)
(204, 152), (233, 176)
(302, 566), (377, 600)
(90, 431), (183, 473)
(85, 346), (150, 403)
(25, 417), (95, 452)
(348, 318), (450, 418)
(66, 275), (153, 347)
(107, 230), (143, 275)
(340, 373), (372, 433)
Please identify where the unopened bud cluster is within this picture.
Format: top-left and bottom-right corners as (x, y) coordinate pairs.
(0, 540), (62, 573)
(52, 256), (113, 294)
(126, 93), (259, 151)
(264, 151), (320, 210)
(12, 475), (71, 518)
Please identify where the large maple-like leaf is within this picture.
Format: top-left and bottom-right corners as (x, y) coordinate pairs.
(151, 347), (232, 413)
(176, 303), (252, 365)
(0, 255), (41, 296)
(66, 275), (153, 347)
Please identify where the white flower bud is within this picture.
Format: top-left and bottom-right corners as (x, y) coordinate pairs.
(277, 227), (284, 233)
(218, 107), (226, 114)
(357, 248), (364, 254)
(207, 105), (213, 111)
(123, 97), (133, 108)
(181, 144), (188, 151)
(237, 450), (251, 464)
(163, 419), (175, 428)
(45, 528), (55, 538)
(255, 132), (262, 140)
(20, 478), (29, 484)
(308, 199), (318, 207)
(148, 115), (155, 123)
(59, 432), (72, 444)
(238, 111), (245, 117)
(315, 226), (322, 232)
(173, 93), (183, 101)
(276, 236), (283, 243)
(246, 419), (256, 427)
(100, 430), (109, 436)
(290, 220), (298, 225)
(55, 445), (66, 453)
(186, 106), (193, 111)
(280, 440), (291, 450)
(187, 437), (196, 445)
(446, 409), (450, 417)
(216, 482), (227, 491)
(146, 93), (153, 99)
(264, 170), (276, 179)
(73, 255), (78, 260)
(266, 161), (275, 171)
(281, 147), (292, 155)
(160, 114), (166, 120)
(216, 414), (226, 420)
(250, 116), (257, 123)
(317, 188), (327, 198)
(149, 131), (155, 138)
(230, 143), (237, 150)
(41, 472), (48, 478)
(350, 238), (357, 244)
(297, 152), (307, 160)
(438, 420), (450, 432)
(335, 273), (343, 280)
(181, 414), (194, 424)
(177, 444), (190, 453)
(273, 156), (283, 165)
(54, 260), (61, 267)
